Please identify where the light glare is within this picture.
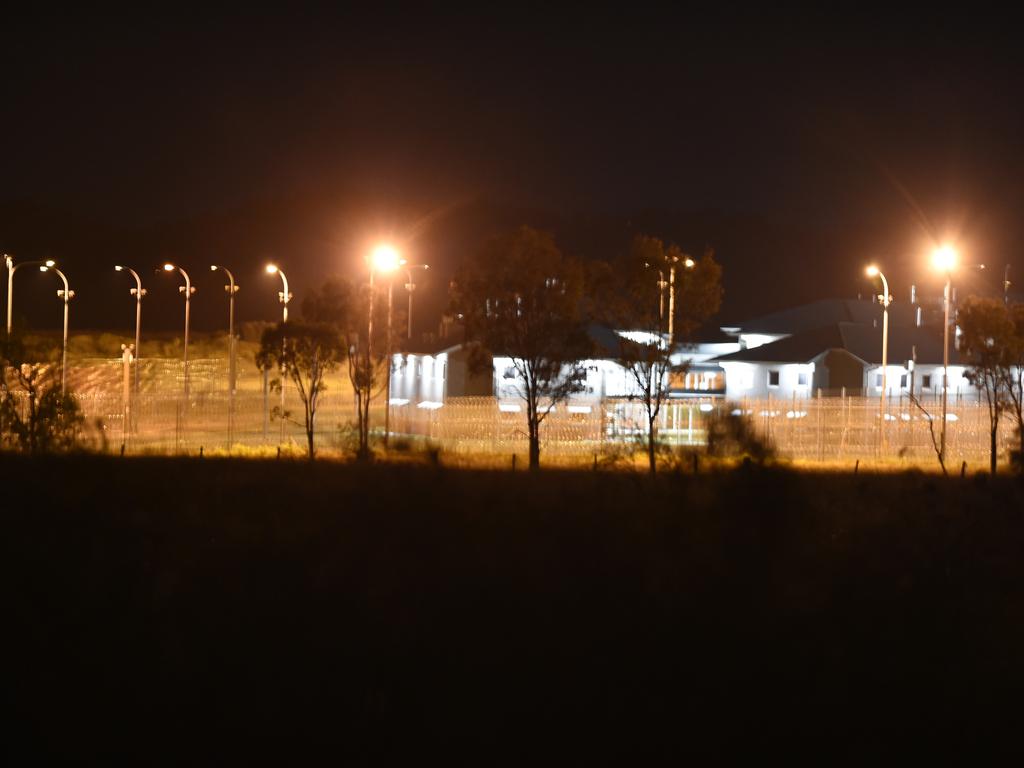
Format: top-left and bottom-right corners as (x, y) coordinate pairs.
(931, 245), (957, 272)
(163, 263), (175, 271)
(372, 244), (401, 273)
(265, 264), (278, 274)
(865, 265), (879, 277)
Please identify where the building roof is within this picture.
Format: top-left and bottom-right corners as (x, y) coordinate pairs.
(722, 298), (934, 336)
(712, 322), (962, 366)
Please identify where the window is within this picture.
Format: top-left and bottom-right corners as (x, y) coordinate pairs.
(797, 372), (809, 387)
(875, 373), (883, 387)
(900, 374), (907, 388)
(503, 366), (516, 380)
(922, 374), (932, 389)
(768, 370), (780, 387)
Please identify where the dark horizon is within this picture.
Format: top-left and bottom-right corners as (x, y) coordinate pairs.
(2, 9), (1021, 335)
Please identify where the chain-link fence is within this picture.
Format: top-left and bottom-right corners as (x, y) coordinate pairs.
(4, 356), (1019, 469)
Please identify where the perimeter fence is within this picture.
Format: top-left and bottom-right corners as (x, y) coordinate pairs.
(3, 356), (1018, 470)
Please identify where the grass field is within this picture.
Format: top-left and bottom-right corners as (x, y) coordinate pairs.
(4, 457), (1024, 760)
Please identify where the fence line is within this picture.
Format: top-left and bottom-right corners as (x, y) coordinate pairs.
(3, 357), (1019, 468)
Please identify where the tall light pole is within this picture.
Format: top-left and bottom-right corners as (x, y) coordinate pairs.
(403, 263), (430, 339)
(866, 265), (891, 425)
(5, 256), (55, 336)
(212, 265), (239, 444)
(931, 245), (957, 465)
(163, 264), (195, 399)
(114, 266), (145, 398)
(370, 244), (403, 447)
(667, 254), (696, 345)
(39, 264), (74, 396)
(265, 264), (291, 323)
(266, 264), (291, 445)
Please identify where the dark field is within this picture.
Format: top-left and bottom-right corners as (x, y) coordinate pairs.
(4, 457), (1024, 761)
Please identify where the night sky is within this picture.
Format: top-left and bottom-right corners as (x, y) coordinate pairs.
(2, 9), (1021, 335)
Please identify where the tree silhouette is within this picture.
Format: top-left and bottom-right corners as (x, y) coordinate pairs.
(451, 226), (592, 469)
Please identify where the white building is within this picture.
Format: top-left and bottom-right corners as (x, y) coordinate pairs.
(713, 300), (976, 402)
(391, 325), (735, 408)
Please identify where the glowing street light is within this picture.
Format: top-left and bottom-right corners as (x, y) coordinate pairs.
(4, 255), (55, 336)
(865, 265), (891, 430)
(38, 263), (74, 396)
(114, 266), (146, 398)
(162, 263), (195, 399)
(931, 245), (958, 464)
(369, 244), (404, 447)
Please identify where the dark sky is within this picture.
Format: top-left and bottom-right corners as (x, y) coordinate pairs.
(2, 9), (1022, 335)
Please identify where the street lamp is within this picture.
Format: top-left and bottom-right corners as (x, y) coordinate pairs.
(931, 245), (958, 465)
(666, 254), (696, 344)
(38, 263), (74, 396)
(403, 263), (430, 339)
(265, 263), (292, 322)
(265, 263), (292, 445)
(114, 266), (146, 398)
(212, 265), (240, 445)
(5, 255), (55, 336)
(866, 265), (891, 425)
(370, 244), (403, 446)
(162, 263), (195, 399)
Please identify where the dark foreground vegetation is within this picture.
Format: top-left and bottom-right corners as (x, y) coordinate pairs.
(4, 457), (1024, 761)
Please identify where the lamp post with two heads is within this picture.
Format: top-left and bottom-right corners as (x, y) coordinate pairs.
(265, 264), (291, 445)
(162, 264), (194, 399)
(38, 263), (74, 396)
(212, 265), (239, 444)
(370, 245), (403, 447)
(931, 245), (958, 465)
(866, 265), (891, 427)
(114, 266), (145, 397)
(404, 263), (430, 340)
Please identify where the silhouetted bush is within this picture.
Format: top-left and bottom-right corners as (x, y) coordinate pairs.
(704, 408), (775, 463)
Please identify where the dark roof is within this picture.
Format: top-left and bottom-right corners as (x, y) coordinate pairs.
(587, 324), (624, 358)
(723, 298), (934, 336)
(712, 322), (961, 366)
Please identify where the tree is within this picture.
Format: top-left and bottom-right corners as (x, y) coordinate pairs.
(451, 226), (592, 470)
(1001, 302), (1024, 468)
(0, 334), (83, 454)
(300, 276), (389, 461)
(958, 296), (1015, 473)
(256, 321), (346, 459)
(595, 236), (723, 474)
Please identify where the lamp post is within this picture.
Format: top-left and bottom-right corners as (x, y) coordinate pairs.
(265, 264), (292, 445)
(163, 264), (195, 399)
(212, 265), (239, 445)
(5, 256), (56, 336)
(38, 264), (74, 396)
(370, 245), (403, 447)
(931, 245), (957, 465)
(265, 264), (292, 323)
(667, 254), (696, 345)
(403, 263), (430, 339)
(866, 265), (891, 426)
(114, 266), (145, 398)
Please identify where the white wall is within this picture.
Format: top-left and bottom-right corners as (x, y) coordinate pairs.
(866, 364), (977, 401)
(720, 361), (816, 400)
(390, 352), (448, 406)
